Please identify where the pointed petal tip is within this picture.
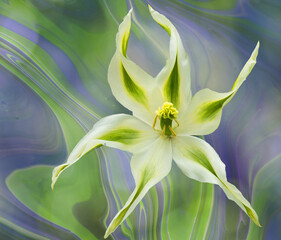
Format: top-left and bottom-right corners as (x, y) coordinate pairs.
(51, 174), (58, 190)
(50, 163), (69, 190)
(51, 175), (59, 190)
(103, 213), (124, 239)
(255, 41), (260, 52)
(252, 216), (262, 227)
(251, 41), (260, 61)
(255, 40), (260, 47)
(104, 228), (112, 239)
(148, 4), (156, 15)
(119, 7), (132, 27)
(246, 205), (261, 227)
(128, 8), (133, 15)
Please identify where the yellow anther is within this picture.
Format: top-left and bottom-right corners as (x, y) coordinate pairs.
(156, 102), (178, 120)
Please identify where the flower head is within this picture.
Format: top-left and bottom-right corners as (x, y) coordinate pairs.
(51, 6), (261, 238)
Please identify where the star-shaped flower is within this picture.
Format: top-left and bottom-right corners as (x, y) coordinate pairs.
(51, 6), (260, 238)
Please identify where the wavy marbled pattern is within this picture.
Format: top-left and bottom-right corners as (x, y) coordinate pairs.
(0, 0), (280, 239)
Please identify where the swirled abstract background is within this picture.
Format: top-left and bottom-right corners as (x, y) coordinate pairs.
(0, 0), (280, 239)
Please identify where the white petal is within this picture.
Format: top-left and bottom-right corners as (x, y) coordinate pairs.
(178, 42), (259, 136)
(51, 114), (159, 189)
(149, 6), (192, 112)
(172, 136), (260, 226)
(108, 9), (162, 124)
(104, 137), (172, 238)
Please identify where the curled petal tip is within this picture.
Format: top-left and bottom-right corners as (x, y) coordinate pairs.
(51, 177), (58, 190)
(51, 163), (69, 190)
(51, 177), (57, 190)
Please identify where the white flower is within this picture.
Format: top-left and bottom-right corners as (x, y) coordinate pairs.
(51, 6), (261, 238)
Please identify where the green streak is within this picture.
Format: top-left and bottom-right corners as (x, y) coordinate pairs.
(196, 94), (233, 121)
(106, 168), (153, 236)
(53, 164), (68, 178)
(164, 57), (180, 108)
(98, 128), (140, 145)
(119, 16), (148, 107)
(185, 146), (217, 177)
(151, 14), (171, 36)
(121, 64), (148, 106)
(159, 24), (171, 36)
(121, 29), (130, 57)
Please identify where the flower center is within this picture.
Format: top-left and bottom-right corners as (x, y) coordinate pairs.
(153, 102), (179, 137)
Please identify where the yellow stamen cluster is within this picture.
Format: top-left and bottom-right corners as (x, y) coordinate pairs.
(156, 102), (178, 120)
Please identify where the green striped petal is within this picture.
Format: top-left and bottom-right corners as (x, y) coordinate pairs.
(51, 114), (158, 189)
(108, 9), (162, 124)
(173, 136), (261, 227)
(104, 137), (172, 238)
(178, 42), (259, 136)
(149, 6), (191, 112)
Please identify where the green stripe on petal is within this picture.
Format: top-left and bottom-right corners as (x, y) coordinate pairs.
(149, 6), (192, 111)
(195, 93), (233, 122)
(220, 181), (262, 227)
(183, 144), (217, 177)
(121, 64), (148, 107)
(104, 137), (172, 238)
(173, 136), (261, 227)
(163, 56), (180, 108)
(121, 29), (130, 57)
(245, 206), (262, 227)
(117, 11), (148, 106)
(148, 5), (171, 35)
(104, 169), (151, 238)
(108, 9), (160, 124)
(178, 42), (259, 136)
(98, 128), (140, 145)
(182, 145), (261, 227)
(51, 114), (159, 189)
